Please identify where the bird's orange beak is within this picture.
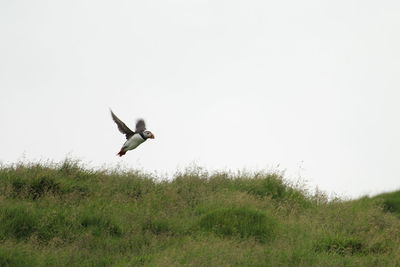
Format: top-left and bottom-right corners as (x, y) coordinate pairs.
(150, 133), (155, 139)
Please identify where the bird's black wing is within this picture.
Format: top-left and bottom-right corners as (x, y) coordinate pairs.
(110, 110), (135, 139)
(135, 119), (146, 133)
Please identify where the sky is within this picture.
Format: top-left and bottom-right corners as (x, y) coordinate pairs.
(1, 0), (399, 198)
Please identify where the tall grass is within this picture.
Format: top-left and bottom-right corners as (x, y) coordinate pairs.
(0, 159), (399, 266)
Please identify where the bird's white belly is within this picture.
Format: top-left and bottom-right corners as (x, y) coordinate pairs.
(124, 134), (145, 150)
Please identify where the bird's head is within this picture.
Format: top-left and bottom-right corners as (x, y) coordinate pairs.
(143, 130), (155, 139)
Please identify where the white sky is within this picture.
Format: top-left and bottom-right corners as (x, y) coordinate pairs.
(1, 0), (399, 198)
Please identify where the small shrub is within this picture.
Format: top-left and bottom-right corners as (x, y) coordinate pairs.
(199, 207), (277, 243)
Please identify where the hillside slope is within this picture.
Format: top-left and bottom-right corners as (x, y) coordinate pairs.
(1, 160), (400, 266)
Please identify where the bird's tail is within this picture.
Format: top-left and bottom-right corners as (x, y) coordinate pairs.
(117, 149), (127, 157)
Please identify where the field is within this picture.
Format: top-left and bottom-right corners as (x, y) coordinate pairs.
(1, 160), (400, 266)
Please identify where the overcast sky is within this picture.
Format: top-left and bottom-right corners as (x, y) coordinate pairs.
(1, 0), (399, 198)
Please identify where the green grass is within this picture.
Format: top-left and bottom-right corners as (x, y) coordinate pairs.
(199, 207), (277, 243)
(0, 159), (400, 266)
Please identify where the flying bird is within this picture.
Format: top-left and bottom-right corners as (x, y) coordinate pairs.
(110, 109), (155, 156)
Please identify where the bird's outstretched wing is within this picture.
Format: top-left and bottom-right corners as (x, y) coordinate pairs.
(110, 110), (135, 139)
(135, 119), (146, 133)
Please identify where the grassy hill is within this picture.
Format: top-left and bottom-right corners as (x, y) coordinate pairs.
(1, 160), (400, 266)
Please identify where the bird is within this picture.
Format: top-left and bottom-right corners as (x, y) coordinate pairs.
(110, 109), (155, 156)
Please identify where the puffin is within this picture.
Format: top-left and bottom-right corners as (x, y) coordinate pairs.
(110, 109), (155, 156)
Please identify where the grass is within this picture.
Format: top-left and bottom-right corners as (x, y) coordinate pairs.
(0, 159), (400, 266)
(198, 207), (277, 243)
